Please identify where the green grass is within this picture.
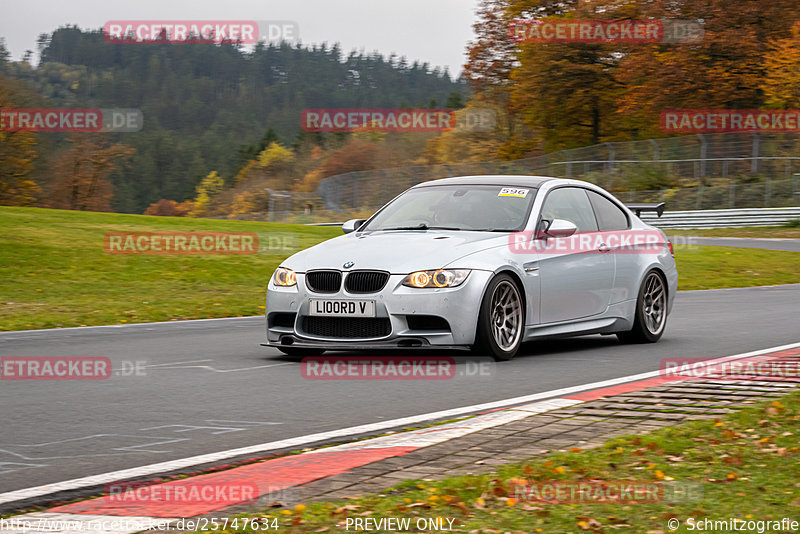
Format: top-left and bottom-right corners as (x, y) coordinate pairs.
(673, 245), (800, 290)
(208, 391), (800, 533)
(0, 206), (340, 331)
(668, 226), (800, 238)
(1, 207), (799, 330)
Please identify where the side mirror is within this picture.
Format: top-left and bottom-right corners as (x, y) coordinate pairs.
(342, 219), (366, 234)
(544, 218), (578, 238)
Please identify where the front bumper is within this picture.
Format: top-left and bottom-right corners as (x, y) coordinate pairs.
(265, 270), (493, 349)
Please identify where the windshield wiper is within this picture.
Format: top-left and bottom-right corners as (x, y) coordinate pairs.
(379, 224), (462, 231)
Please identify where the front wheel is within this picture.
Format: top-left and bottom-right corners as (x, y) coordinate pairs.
(474, 274), (524, 361)
(617, 270), (667, 344)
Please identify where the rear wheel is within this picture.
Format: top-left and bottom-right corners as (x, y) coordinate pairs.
(617, 270), (667, 344)
(474, 274), (524, 361)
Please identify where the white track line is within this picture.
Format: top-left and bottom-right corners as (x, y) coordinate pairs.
(0, 316), (262, 337)
(1, 341), (798, 507)
(308, 398), (580, 453)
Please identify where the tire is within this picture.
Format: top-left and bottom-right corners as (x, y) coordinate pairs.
(277, 347), (325, 357)
(617, 270), (667, 344)
(474, 274), (524, 361)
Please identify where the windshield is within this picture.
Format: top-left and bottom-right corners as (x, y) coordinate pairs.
(361, 185), (537, 232)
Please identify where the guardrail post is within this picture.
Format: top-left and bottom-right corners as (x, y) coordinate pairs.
(697, 134), (707, 181)
(765, 178), (771, 207)
(264, 188), (291, 223)
(695, 184), (704, 210)
(562, 150), (572, 178)
(649, 139), (661, 175)
(794, 173), (800, 202)
(751, 133), (760, 174)
(606, 143), (615, 172)
(729, 180), (735, 208)
(650, 138), (660, 160)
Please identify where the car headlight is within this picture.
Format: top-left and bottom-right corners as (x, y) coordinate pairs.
(273, 267), (297, 287)
(402, 269), (470, 288)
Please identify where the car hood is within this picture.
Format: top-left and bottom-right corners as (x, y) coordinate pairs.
(283, 230), (510, 273)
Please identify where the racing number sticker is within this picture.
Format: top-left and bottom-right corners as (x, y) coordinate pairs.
(498, 187), (529, 198)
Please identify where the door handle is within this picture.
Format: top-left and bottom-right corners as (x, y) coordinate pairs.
(523, 261), (539, 273)
(598, 243), (611, 253)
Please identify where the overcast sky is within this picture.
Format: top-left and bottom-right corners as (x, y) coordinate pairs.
(1, 0), (482, 76)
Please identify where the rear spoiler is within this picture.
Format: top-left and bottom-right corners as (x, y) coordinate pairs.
(626, 202), (665, 218)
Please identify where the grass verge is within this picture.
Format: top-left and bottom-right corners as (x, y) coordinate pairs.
(1, 207), (799, 330)
(668, 226), (800, 238)
(211, 390), (800, 533)
(673, 245), (800, 290)
(0, 206), (340, 331)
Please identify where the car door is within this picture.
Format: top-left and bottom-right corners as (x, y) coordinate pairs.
(585, 189), (635, 305)
(537, 187), (615, 324)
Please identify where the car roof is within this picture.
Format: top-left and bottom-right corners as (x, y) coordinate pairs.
(412, 175), (557, 188)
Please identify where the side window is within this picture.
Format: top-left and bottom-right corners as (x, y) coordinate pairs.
(587, 190), (629, 231)
(540, 187), (598, 232)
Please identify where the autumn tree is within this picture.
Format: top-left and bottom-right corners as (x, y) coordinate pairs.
(0, 129), (39, 206)
(420, 106), (505, 164)
(507, 0), (645, 151)
(189, 171), (224, 216)
(511, 38), (626, 150)
(0, 74), (41, 206)
(257, 142), (295, 171)
(298, 138), (382, 191)
(143, 199), (189, 217)
(762, 23), (800, 108)
(46, 135), (134, 211)
(464, 0), (518, 92)
(617, 0), (800, 137)
(462, 0), (533, 158)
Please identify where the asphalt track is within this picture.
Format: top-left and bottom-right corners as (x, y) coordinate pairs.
(1, 283), (799, 502)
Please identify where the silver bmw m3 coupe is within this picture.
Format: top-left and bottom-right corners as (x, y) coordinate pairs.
(265, 175), (678, 360)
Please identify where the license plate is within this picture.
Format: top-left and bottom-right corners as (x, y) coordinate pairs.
(309, 299), (376, 317)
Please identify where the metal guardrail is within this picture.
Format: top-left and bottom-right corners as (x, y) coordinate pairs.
(640, 207), (800, 229)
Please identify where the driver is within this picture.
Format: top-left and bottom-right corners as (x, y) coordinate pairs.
(432, 199), (465, 227)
